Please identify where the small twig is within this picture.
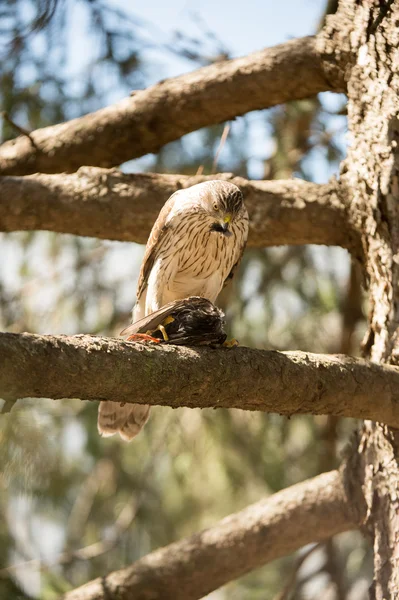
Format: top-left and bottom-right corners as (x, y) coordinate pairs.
(1, 111), (38, 149)
(195, 164), (204, 176)
(212, 123), (230, 173)
(272, 543), (322, 600)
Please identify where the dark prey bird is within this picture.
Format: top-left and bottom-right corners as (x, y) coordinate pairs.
(120, 296), (227, 346)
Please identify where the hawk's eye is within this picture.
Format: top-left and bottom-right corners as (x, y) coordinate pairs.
(213, 202), (219, 211)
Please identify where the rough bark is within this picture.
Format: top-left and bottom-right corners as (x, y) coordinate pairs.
(1, 332), (399, 427)
(319, 1), (399, 597)
(0, 36), (345, 176)
(61, 470), (354, 600)
(0, 168), (359, 251)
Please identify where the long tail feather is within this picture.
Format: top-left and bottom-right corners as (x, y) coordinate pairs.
(97, 401), (151, 441)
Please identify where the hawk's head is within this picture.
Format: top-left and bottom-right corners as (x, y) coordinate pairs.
(173, 180), (247, 238)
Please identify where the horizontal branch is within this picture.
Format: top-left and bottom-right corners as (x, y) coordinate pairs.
(1, 333), (399, 427)
(0, 36), (345, 176)
(62, 470), (354, 600)
(0, 168), (358, 250)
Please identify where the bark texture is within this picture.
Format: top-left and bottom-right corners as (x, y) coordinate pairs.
(61, 470), (354, 600)
(319, 1), (399, 596)
(0, 36), (345, 176)
(1, 332), (399, 427)
(0, 168), (358, 250)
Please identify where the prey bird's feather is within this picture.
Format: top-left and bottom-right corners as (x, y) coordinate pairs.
(120, 299), (188, 337)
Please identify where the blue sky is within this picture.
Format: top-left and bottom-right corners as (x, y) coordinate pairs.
(60, 0), (345, 182)
(119, 0), (326, 79)
(65, 0), (328, 99)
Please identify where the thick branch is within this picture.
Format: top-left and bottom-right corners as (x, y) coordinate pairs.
(0, 168), (358, 251)
(62, 470), (353, 600)
(319, 1), (399, 596)
(1, 332), (399, 427)
(0, 36), (345, 176)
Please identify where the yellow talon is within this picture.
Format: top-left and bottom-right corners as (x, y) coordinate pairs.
(223, 338), (239, 348)
(163, 315), (175, 326)
(157, 324), (169, 341)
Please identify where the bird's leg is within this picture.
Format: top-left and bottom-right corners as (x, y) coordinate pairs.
(155, 324), (169, 342)
(126, 315), (175, 343)
(154, 316), (175, 342)
(126, 333), (161, 343)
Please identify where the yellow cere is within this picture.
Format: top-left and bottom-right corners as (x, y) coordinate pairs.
(223, 214), (232, 224)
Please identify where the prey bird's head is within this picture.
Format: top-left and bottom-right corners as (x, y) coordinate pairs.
(173, 180), (247, 237)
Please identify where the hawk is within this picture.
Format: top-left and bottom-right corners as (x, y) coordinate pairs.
(98, 180), (249, 441)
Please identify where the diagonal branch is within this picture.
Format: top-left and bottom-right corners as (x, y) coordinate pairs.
(0, 36), (345, 176)
(61, 470), (354, 600)
(0, 168), (358, 251)
(1, 332), (399, 427)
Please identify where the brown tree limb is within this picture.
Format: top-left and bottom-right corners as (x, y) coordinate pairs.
(0, 36), (345, 176)
(61, 470), (354, 600)
(0, 168), (359, 252)
(1, 332), (399, 427)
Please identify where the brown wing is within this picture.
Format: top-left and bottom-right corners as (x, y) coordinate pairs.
(120, 299), (187, 336)
(135, 191), (180, 301)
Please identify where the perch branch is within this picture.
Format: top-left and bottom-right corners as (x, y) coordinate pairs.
(0, 332), (398, 426)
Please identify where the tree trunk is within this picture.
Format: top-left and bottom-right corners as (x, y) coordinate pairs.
(320, 1), (399, 596)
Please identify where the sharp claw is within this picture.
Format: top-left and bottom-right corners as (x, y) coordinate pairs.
(223, 338), (239, 348)
(163, 315), (175, 326)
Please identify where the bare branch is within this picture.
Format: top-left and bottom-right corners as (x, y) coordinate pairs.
(1, 112), (37, 149)
(0, 168), (359, 252)
(1, 332), (398, 426)
(60, 470), (353, 600)
(0, 36), (345, 176)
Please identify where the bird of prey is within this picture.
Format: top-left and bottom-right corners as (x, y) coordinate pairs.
(98, 180), (249, 441)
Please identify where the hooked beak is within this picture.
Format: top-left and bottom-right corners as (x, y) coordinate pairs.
(211, 214), (233, 237)
(221, 221), (232, 236)
(221, 214), (232, 236)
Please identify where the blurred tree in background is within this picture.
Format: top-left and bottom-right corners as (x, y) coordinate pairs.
(0, 1), (372, 598)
